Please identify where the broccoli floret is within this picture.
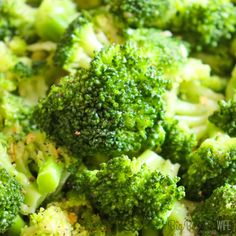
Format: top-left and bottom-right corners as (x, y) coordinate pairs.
(0, 168), (24, 234)
(166, 58), (225, 142)
(192, 45), (235, 76)
(0, 74), (34, 136)
(209, 67), (236, 136)
(35, 43), (168, 159)
(209, 97), (236, 136)
(169, 0), (236, 50)
(106, 0), (177, 28)
(54, 11), (106, 71)
(125, 28), (189, 74)
(74, 150), (184, 232)
(192, 184), (236, 235)
(0, 0), (36, 41)
(0, 131), (75, 215)
(161, 119), (196, 168)
(21, 205), (74, 235)
(22, 191), (111, 235)
(35, 0), (77, 42)
(182, 134), (236, 200)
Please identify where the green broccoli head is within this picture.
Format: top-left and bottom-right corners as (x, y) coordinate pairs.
(125, 28), (189, 74)
(170, 0), (236, 50)
(182, 134), (236, 200)
(21, 205), (74, 235)
(209, 98), (236, 136)
(192, 184), (236, 235)
(54, 11), (105, 71)
(161, 118), (197, 167)
(35, 43), (169, 159)
(74, 150), (184, 231)
(106, 0), (175, 28)
(0, 0), (36, 41)
(0, 168), (24, 234)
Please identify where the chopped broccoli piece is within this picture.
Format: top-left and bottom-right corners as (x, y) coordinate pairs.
(106, 0), (177, 28)
(21, 205), (74, 235)
(35, 0), (77, 41)
(54, 11), (106, 71)
(0, 0), (36, 41)
(0, 131), (75, 215)
(169, 0), (236, 50)
(74, 150), (184, 231)
(209, 97), (236, 136)
(35, 43), (168, 159)
(161, 119), (196, 168)
(192, 184), (236, 235)
(125, 28), (189, 74)
(209, 67), (236, 136)
(0, 168), (24, 234)
(182, 134), (236, 200)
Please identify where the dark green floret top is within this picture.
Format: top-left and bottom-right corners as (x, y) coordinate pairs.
(35, 43), (169, 159)
(0, 168), (24, 234)
(74, 150), (184, 231)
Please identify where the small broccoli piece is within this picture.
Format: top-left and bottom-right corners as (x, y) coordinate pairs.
(0, 131), (75, 215)
(74, 150), (184, 232)
(0, 16), (14, 41)
(182, 134), (236, 200)
(0, 168), (24, 234)
(22, 191), (111, 235)
(209, 97), (236, 136)
(35, 43), (168, 159)
(192, 184), (236, 235)
(0, 0), (36, 41)
(21, 205), (73, 235)
(54, 11), (106, 71)
(0, 74), (33, 136)
(209, 67), (236, 136)
(161, 119), (196, 168)
(165, 58), (225, 142)
(35, 0), (77, 42)
(125, 28), (189, 74)
(169, 0), (236, 50)
(106, 0), (177, 28)
(192, 45), (235, 76)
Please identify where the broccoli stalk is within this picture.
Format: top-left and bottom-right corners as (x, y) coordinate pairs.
(74, 150), (184, 232)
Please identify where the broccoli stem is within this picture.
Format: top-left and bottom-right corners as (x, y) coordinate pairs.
(175, 115), (208, 127)
(7, 215), (26, 236)
(37, 158), (63, 194)
(174, 100), (207, 116)
(79, 24), (104, 56)
(162, 201), (196, 236)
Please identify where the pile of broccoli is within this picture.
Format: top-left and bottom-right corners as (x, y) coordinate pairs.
(0, 0), (236, 235)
